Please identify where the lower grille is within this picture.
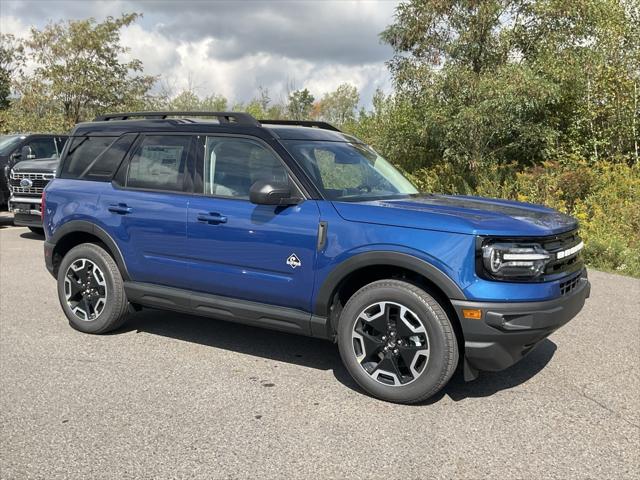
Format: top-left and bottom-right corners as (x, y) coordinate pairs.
(560, 273), (581, 295)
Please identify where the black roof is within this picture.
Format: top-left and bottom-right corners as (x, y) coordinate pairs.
(71, 111), (361, 143)
(265, 124), (361, 142)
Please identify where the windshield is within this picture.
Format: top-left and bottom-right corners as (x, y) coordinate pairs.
(282, 140), (419, 201)
(0, 135), (23, 156)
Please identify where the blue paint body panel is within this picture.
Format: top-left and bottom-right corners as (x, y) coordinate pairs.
(186, 196), (320, 311)
(46, 181), (578, 309)
(97, 185), (192, 290)
(331, 194), (577, 237)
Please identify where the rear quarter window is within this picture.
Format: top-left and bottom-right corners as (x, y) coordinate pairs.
(59, 135), (136, 181)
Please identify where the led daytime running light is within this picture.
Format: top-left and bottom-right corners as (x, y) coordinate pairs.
(556, 241), (584, 259)
(502, 252), (550, 261)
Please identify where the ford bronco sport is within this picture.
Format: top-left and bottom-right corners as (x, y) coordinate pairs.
(43, 112), (590, 403)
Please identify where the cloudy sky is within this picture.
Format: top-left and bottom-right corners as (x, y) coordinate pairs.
(0, 0), (401, 107)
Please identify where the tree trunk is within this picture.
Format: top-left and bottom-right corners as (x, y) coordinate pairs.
(634, 80), (639, 165)
(587, 75), (598, 162)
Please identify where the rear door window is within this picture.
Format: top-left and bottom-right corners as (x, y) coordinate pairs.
(126, 135), (192, 192)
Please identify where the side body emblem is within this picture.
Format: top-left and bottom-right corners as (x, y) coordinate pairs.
(286, 253), (302, 269)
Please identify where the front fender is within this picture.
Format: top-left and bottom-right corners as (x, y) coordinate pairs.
(313, 248), (467, 317)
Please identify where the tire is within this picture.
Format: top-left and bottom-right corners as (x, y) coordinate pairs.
(28, 227), (44, 235)
(57, 243), (129, 334)
(337, 279), (458, 404)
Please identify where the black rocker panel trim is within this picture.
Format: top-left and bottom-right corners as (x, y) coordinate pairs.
(314, 251), (467, 317)
(50, 220), (131, 280)
(124, 281), (332, 339)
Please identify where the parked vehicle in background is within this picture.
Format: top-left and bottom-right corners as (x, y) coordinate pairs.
(9, 154), (64, 235)
(43, 112), (590, 404)
(0, 134), (68, 209)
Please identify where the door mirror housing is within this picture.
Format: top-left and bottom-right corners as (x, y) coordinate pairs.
(249, 180), (301, 206)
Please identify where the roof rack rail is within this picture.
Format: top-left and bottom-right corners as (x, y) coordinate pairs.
(93, 111), (260, 126)
(259, 120), (341, 132)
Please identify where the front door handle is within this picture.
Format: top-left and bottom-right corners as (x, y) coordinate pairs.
(108, 203), (132, 215)
(197, 212), (228, 224)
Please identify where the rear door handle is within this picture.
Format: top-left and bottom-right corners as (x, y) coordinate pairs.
(108, 203), (132, 215)
(197, 212), (228, 224)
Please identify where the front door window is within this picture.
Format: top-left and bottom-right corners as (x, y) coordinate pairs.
(203, 137), (289, 198)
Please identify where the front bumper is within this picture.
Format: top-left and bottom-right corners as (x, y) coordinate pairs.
(452, 270), (590, 372)
(9, 196), (43, 227)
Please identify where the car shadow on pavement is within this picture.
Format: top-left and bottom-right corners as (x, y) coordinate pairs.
(118, 308), (557, 404)
(19, 231), (45, 240)
(0, 213), (14, 229)
(119, 307), (356, 382)
(439, 339), (557, 403)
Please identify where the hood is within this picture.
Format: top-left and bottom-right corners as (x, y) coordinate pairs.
(11, 158), (59, 174)
(332, 194), (578, 237)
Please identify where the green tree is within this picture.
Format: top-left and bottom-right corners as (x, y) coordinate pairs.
(378, 0), (640, 175)
(0, 77), (65, 133)
(25, 13), (155, 125)
(315, 83), (359, 126)
(169, 89), (201, 111)
(0, 33), (25, 109)
(382, 0), (512, 85)
(513, 0), (640, 163)
(200, 93), (228, 111)
(287, 88), (314, 120)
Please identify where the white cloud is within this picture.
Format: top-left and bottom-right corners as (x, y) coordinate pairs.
(0, 15), (30, 38)
(0, 15), (38, 74)
(1, 0), (399, 107)
(119, 23), (180, 77)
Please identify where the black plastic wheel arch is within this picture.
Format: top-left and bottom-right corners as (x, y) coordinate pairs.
(314, 251), (466, 317)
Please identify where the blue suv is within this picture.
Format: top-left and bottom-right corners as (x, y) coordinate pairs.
(43, 112), (590, 403)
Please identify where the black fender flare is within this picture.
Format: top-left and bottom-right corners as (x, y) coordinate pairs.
(50, 220), (130, 280)
(313, 251), (466, 316)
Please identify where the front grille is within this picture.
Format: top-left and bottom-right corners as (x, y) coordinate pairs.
(559, 273), (581, 295)
(541, 229), (584, 276)
(9, 172), (54, 196)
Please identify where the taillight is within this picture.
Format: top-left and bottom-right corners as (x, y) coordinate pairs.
(41, 190), (46, 217)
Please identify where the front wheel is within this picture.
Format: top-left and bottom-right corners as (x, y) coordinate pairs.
(57, 243), (129, 334)
(337, 279), (458, 404)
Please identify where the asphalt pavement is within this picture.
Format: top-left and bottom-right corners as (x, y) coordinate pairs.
(1, 219), (638, 479)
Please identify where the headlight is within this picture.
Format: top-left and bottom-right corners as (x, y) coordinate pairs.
(481, 241), (551, 280)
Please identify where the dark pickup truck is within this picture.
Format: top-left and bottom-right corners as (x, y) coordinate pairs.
(8, 157), (60, 234)
(0, 134), (67, 209)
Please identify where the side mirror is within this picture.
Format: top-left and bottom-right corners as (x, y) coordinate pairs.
(249, 180), (301, 206)
(21, 145), (35, 160)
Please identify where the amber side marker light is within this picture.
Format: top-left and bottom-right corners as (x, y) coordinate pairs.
(462, 308), (482, 320)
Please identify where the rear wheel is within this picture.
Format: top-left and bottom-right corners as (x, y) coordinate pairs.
(57, 243), (129, 334)
(28, 227), (44, 235)
(337, 279), (458, 403)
